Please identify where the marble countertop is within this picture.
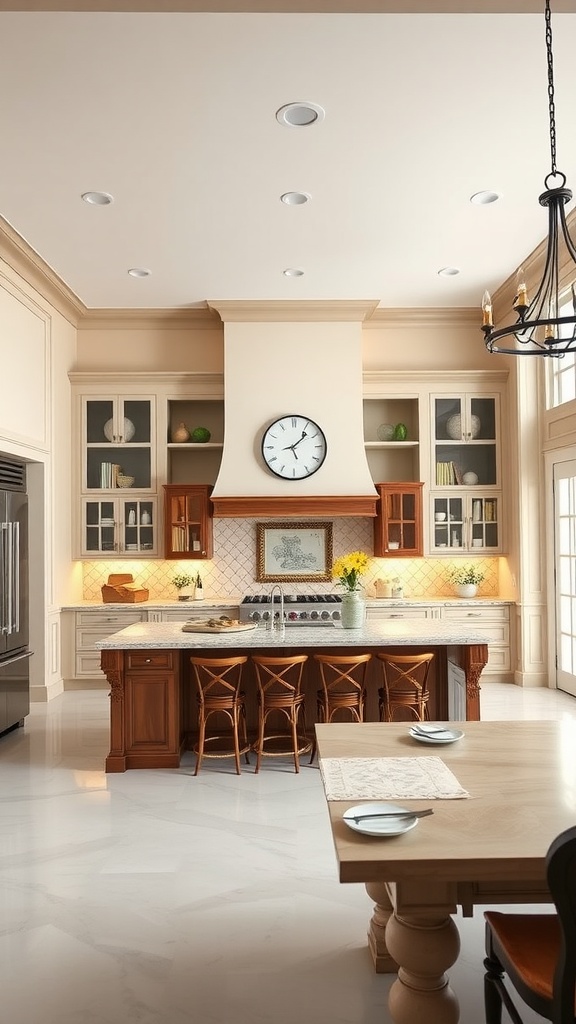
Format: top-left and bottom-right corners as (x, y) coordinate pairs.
(95, 618), (492, 651)
(62, 596), (514, 611)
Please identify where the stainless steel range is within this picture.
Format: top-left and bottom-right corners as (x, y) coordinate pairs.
(239, 593), (342, 625)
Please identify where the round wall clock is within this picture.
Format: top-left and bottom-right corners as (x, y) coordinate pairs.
(261, 414), (327, 480)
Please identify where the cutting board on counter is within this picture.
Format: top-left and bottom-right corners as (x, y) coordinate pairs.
(181, 621), (257, 634)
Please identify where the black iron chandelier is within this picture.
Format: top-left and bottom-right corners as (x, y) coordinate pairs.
(482, 0), (576, 358)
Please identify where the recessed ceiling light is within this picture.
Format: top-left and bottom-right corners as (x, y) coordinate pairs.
(470, 190), (501, 205)
(283, 268), (304, 277)
(127, 268), (151, 278)
(438, 267), (460, 277)
(276, 102), (325, 128)
(280, 192), (310, 206)
(81, 191), (114, 206)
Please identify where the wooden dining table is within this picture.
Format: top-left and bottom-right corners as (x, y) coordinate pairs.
(315, 719), (576, 1024)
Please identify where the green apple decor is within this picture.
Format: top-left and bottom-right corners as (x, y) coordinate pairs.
(191, 426), (211, 443)
(393, 423), (407, 440)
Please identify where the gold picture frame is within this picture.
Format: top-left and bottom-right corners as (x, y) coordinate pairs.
(256, 521), (333, 583)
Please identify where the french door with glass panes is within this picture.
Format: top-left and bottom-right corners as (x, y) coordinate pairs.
(553, 458), (576, 697)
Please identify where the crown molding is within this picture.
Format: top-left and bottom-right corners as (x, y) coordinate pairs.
(78, 306), (222, 330)
(0, 3), (566, 12)
(208, 299), (380, 322)
(364, 306), (479, 328)
(0, 217), (85, 326)
(68, 370), (224, 392)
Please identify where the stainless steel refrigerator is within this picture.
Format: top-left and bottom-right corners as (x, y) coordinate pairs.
(0, 458), (31, 734)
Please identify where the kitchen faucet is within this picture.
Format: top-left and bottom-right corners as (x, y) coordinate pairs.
(268, 584), (285, 634)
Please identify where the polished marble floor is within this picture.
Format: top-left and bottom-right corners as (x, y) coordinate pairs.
(2, 682), (576, 1024)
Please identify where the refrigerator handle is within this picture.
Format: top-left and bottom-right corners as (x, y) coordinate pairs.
(0, 522), (7, 635)
(6, 520), (13, 634)
(11, 521), (19, 633)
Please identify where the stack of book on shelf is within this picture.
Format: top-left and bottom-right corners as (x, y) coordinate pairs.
(171, 525), (189, 552)
(100, 463), (121, 488)
(484, 499), (496, 521)
(436, 461), (463, 485)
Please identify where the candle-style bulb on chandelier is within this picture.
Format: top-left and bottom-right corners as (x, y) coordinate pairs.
(482, 0), (576, 358)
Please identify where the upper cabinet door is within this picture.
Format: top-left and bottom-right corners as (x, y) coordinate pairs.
(432, 394), (499, 488)
(82, 395), (155, 491)
(374, 482), (424, 557)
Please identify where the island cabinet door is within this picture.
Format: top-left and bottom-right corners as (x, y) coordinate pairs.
(123, 651), (181, 768)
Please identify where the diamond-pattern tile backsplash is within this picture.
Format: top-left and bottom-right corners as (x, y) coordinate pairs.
(82, 518), (499, 600)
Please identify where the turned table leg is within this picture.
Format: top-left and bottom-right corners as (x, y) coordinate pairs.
(385, 907), (461, 1024)
(365, 882), (399, 973)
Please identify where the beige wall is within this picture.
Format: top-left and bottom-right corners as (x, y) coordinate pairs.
(76, 325), (224, 372)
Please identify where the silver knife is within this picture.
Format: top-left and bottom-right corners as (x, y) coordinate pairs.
(345, 808), (434, 823)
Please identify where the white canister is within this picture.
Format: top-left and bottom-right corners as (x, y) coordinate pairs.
(472, 500), (482, 522)
(140, 509), (151, 526)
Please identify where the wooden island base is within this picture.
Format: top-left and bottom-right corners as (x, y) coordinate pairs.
(99, 627), (488, 772)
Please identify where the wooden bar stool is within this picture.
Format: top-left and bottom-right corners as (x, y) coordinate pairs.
(376, 651), (434, 723)
(189, 655), (250, 775)
(313, 652), (372, 724)
(251, 655), (311, 773)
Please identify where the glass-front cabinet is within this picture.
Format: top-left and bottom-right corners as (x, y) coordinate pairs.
(81, 497), (158, 557)
(430, 391), (503, 554)
(163, 484), (213, 560)
(83, 397), (154, 490)
(374, 483), (423, 557)
(431, 493), (501, 553)
(432, 395), (498, 487)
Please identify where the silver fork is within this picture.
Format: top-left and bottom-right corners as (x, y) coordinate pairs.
(346, 808), (434, 823)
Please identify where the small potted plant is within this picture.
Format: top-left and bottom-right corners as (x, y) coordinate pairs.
(449, 563), (485, 599)
(172, 572), (195, 601)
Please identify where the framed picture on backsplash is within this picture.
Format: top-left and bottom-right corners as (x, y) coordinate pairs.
(256, 521), (333, 583)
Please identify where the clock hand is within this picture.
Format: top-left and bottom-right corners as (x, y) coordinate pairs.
(291, 431), (308, 450)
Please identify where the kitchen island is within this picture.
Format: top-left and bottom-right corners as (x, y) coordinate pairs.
(96, 619), (489, 772)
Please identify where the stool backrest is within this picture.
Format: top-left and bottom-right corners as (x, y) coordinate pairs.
(190, 655), (248, 705)
(378, 652), (434, 700)
(314, 653), (372, 698)
(252, 655), (308, 702)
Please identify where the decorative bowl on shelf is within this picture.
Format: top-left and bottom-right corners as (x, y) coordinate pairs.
(446, 413), (481, 441)
(462, 471), (479, 486)
(104, 417), (135, 443)
(117, 474), (135, 488)
(377, 423), (395, 441)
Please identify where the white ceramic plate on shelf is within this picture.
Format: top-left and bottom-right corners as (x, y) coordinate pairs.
(409, 725), (464, 745)
(342, 802), (419, 837)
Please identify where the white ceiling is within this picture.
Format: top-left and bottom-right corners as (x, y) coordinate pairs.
(1, 4), (576, 310)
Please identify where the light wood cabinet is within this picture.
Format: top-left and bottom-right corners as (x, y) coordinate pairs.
(162, 484), (213, 560)
(373, 482), (424, 557)
(64, 608), (149, 681)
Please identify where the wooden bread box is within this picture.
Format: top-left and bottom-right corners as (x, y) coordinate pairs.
(101, 573), (149, 604)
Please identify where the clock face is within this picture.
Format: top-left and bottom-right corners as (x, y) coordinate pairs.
(261, 415), (327, 480)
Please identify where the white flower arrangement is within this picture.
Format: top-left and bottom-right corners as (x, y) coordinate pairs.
(448, 564), (485, 586)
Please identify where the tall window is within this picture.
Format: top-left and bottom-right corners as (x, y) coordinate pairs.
(548, 297), (576, 408)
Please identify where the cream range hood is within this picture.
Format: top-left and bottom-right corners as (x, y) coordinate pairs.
(209, 301), (378, 518)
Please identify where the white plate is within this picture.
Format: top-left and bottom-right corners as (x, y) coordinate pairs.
(409, 725), (464, 745)
(342, 802), (419, 837)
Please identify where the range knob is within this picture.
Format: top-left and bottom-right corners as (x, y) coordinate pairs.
(262, 610), (271, 621)
(310, 610), (320, 620)
(251, 611), (261, 622)
(299, 611), (309, 620)
(321, 610), (331, 620)
(288, 611), (298, 620)
(333, 610), (341, 620)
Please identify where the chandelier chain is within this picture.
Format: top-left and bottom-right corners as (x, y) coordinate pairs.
(545, 0), (557, 176)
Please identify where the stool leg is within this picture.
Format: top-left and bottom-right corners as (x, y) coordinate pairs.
(240, 704), (250, 765)
(232, 708), (241, 775)
(195, 711), (206, 776)
(291, 707), (300, 774)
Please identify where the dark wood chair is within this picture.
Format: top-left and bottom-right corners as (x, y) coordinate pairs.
(251, 654), (310, 773)
(484, 825), (576, 1024)
(376, 651), (434, 722)
(189, 655), (250, 775)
